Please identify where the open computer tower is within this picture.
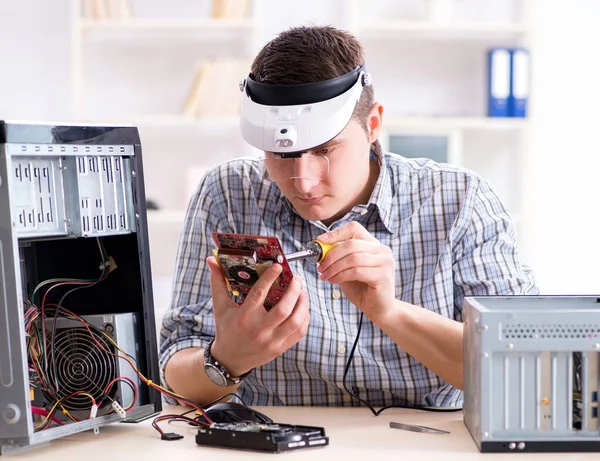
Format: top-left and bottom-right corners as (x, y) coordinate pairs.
(0, 121), (162, 454)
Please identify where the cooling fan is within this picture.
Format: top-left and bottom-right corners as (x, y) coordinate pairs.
(40, 313), (143, 419)
(45, 324), (118, 414)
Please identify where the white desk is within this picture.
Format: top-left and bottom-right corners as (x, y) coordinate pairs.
(10, 406), (599, 460)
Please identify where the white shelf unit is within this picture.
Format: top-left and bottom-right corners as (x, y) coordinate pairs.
(70, 2), (257, 120)
(356, 20), (530, 40)
(92, 113), (529, 132)
(70, 0), (259, 195)
(69, 0), (535, 276)
(69, 0), (259, 277)
(95, 114), (241, 129)
(78, 17), (255, 30)
(345, 0), (533, 246)
(383, 116), (529, 131)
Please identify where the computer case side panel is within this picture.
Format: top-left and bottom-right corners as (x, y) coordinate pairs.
(129, 142), (162, 411)
(0, 144), (34, 444)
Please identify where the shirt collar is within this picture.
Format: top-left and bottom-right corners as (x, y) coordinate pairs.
(364, 152), (395, 233)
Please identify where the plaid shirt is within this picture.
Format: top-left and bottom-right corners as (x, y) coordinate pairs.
(159, 152), (538, 407)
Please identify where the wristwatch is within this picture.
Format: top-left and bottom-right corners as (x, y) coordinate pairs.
(203, 340), (251, 387)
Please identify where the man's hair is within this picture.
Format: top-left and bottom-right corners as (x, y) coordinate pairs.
(251, 25), (382, 158)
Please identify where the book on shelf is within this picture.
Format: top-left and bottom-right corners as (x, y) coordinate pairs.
(181, 58), (250, 118)
(211, 0), (251, 19)
(81, 0), (131, 20)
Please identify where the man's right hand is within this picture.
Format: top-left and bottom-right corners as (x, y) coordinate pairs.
(206, 256), (310, 377)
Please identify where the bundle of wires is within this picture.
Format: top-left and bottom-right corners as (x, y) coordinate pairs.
(26, 238), (111, 402)
(151, 393), (249, 440)
(24, 237), (214, 434)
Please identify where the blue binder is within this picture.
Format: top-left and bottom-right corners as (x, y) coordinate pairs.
(487, 48), (511, 117)
(509, 48), (530, 117)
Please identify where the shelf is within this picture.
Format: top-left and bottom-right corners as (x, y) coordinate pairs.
(383, 116), (528, 132)
(79, 115), (240, 135)
(79, 18), (255, 32)
(125, 114), (239, 128)
(357, 21), (530, 40)
(77, 18), (256, 44)
(84, 115), (526, 132)
(78, 115), (527, 140)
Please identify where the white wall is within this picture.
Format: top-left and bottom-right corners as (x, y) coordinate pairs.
(526, 0), (600, 293)
(0, 0), (598, 295)
(0, 1), (71, 120)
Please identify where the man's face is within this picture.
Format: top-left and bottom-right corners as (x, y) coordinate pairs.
(265, 117), (378, 225)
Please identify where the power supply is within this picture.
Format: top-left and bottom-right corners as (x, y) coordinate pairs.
(37, 313), (146, 422)
(0, 121), (162, 454)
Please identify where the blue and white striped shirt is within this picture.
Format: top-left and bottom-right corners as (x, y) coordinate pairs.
(159, 152), (538, 407)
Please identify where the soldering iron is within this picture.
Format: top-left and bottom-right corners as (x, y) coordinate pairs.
(286, 240), (337, 264)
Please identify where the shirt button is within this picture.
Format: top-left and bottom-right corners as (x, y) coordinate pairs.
(332, 290), (341, 299)
(343, 394), (352, 403)
(337, 346), (346, 354)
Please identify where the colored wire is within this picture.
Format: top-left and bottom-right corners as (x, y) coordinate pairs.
(102, 376), (138, 411)
(98, 328), (213, 424)
(31, 407), (64, 426)
(152, 414), (207, 436)
(35, 391), (96, 431)
(33, 303), (213, 428)
(25, 238), (214, 434)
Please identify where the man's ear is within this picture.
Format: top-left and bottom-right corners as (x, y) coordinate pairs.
(367, 102), (384, 144)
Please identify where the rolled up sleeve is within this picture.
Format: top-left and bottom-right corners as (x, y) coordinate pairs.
(452, 177), (539, 322)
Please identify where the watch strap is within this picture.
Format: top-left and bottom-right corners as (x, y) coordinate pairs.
(203, 340), (251, 387)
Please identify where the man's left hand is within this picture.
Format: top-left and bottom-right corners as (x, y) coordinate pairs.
(316, 222), (396, 322)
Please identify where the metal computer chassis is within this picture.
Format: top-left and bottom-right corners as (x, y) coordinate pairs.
(464, 295), (600, 452)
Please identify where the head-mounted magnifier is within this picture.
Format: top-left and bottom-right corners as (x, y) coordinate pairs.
(239, 65), (372, 157)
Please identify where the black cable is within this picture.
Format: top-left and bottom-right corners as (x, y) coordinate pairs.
(171, 392), (248, 421)
(176, 393), (237, 420)
(157, 386), (212, 414)
(200, 393), (251, 424)
(201, 392), (249, 409)
(178, 393), (251, 426)
(342, 312), (462, 415)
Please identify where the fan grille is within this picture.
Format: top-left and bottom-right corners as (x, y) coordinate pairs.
(45, 326), (118, 412)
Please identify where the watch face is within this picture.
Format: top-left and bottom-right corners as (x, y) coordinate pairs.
(204, 363), (228, 387)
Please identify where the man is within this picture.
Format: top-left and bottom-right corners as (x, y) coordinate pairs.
(159, 25), (538, 408)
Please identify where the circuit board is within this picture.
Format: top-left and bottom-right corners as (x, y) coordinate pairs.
(212, 233), (294, 310)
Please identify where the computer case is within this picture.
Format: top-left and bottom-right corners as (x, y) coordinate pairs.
(0, 121), (162, 454)
(464, 296), (600, 453)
